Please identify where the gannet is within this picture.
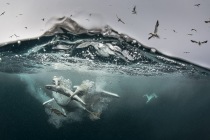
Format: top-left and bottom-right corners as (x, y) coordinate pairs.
(132, 6), (137, 14)
(191, 40), (208, 46)
(194, 4), (200, 7)
(0, 11), (5, 16)
(191, 29), (197, 32)
(143, 93), (158, 103)
(116, 15), (125, 24)
(204, 19), (210, 23)
(148, 20), (160, 40)
(49, 107), (67, 117)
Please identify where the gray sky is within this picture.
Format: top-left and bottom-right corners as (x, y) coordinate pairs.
(0, 0), (210, 68)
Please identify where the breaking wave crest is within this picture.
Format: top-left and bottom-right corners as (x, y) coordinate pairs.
(0, 16), (209, 77)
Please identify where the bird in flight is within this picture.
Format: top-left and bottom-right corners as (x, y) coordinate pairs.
(204, 19), (210, 23)
(148, 20), (160, 40)
(191, 29), (197, 32)
(41, 18), (45, 21)
(116, 15), (125, 24)
(0, 11), (5, 16)
(194, 4), (200, 7)
(14, 34), (19, 37)
(191, 40), (207, 46)
(132, 6), (137, 14)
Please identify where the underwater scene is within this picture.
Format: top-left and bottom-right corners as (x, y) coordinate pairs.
(0, 17), (210, 140)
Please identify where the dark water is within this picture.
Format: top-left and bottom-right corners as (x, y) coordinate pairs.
(0, 17), (210, 140)
(1, 72), (210, 140)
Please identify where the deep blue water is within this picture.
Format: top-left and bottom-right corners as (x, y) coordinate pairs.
(1, 17), (210, 140)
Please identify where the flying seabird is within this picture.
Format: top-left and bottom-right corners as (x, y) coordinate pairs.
(194, 4), (200, 7)
(148, 20), (160, 40)
(191, 40), (208, 46)
(14, 34), (19, 37)
(132, 6), (137, 14)
(173, 30), (177, 33)
(41, 18), (45, 21)
(0, 11), (5, 16)
(116, 15), (125, 24)
(191, 29), (197, 32)
(204, 19), (210, 23)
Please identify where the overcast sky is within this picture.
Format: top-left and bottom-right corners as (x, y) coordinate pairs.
(0, 0), (210, 69)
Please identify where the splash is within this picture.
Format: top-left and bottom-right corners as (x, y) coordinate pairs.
(0, 17), (209, 77)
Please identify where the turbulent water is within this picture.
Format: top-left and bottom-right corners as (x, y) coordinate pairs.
(0, 17), (210, 140)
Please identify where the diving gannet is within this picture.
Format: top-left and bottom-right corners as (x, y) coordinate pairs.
(143, 93), (158, 103)
(148, 20), (160, 40)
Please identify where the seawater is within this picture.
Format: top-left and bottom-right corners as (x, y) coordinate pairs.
(0, 17), (210, 140)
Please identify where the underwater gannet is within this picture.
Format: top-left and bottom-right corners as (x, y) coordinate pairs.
(45, 84), (86, 105)
(148, 20), (160, 40)
(49, 107), (67, 117)
(143, 93), (158, 103)
(71, 80), (120, 99)
(191, 40), (208, 46)
(132, 6), (137, 14)
(116, 15), (125, 24)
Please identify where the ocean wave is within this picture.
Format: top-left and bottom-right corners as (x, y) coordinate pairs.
(0, 17), (209, 77)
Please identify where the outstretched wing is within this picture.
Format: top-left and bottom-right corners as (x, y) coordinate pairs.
(191, 40), (198, 43)
(148, 35), (153, 40)
(201, 40), (208, 44)
(154, 20), (159, 33)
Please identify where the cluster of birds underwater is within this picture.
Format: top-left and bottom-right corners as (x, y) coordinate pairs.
(43, 76), (157, 120)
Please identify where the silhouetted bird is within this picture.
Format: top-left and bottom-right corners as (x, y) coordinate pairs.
(191, 29), (197, 32)
(194, 4), (200, 7)
(132, 6), (137, 14)
(191, 40), (207, 46)
(25, 27), (28, 29)
(41, 18), (45, 21)
(116, 15), (125, 24)
(14, 34), (19, 37)
(173, 30), (177, 33)
(0, 11), (5, 16)
(187, 34), (193, 36)
(204, 19), (210, 23)
(148, 20), (160, 40)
